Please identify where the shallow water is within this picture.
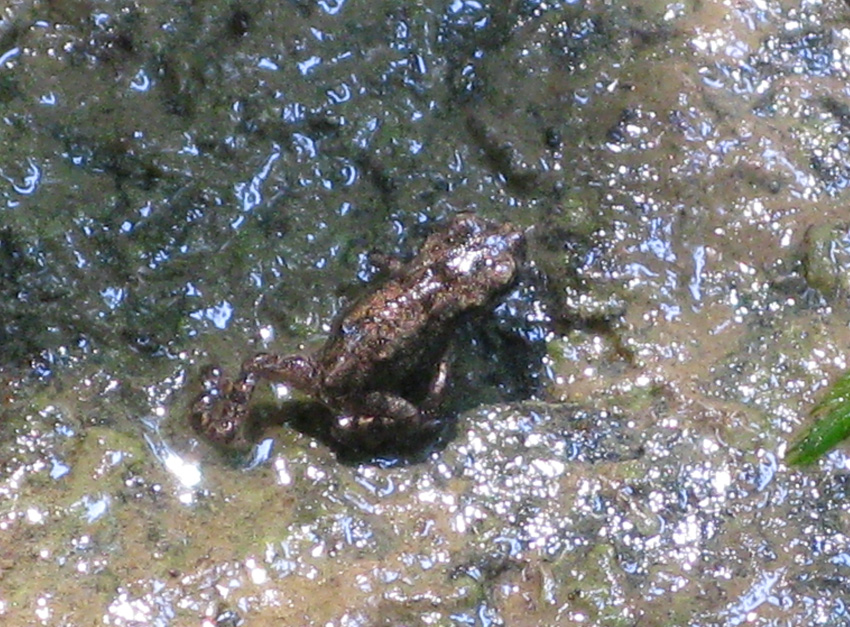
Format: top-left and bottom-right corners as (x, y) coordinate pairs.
(3, 0), (850, 625)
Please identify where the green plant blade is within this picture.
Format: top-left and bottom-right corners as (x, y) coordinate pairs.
(788, 373), (850, 465)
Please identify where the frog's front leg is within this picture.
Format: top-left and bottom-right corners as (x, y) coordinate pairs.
(421, 352), (450, 412)
(330, 391), (441, 451)
(189, 353), (319, 446)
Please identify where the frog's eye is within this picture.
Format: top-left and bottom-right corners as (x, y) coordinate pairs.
(485, 232), (522, 253)
(486, 259), (516, 284)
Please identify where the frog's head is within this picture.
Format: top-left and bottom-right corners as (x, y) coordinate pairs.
(443, 213), (526, 303)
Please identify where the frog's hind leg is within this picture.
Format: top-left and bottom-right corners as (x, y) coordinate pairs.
(331, 391), (441, 451)
(240, 353), (319, 393)
(190, 353), (319, 447)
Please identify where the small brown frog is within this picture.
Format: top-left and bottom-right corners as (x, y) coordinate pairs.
(190, 213), (526, 451)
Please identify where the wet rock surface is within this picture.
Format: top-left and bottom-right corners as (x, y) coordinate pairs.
(3, 0), (850, 624)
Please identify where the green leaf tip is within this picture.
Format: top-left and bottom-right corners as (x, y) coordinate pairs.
(787, 372), (850, 466)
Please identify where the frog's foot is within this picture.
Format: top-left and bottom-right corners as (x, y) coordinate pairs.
(189, 365), (256, 447)
(330, 392), (442, 451)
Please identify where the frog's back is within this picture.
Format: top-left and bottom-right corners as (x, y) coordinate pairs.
(317, 213), (525, 395)
(318, 274), (451, 393)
